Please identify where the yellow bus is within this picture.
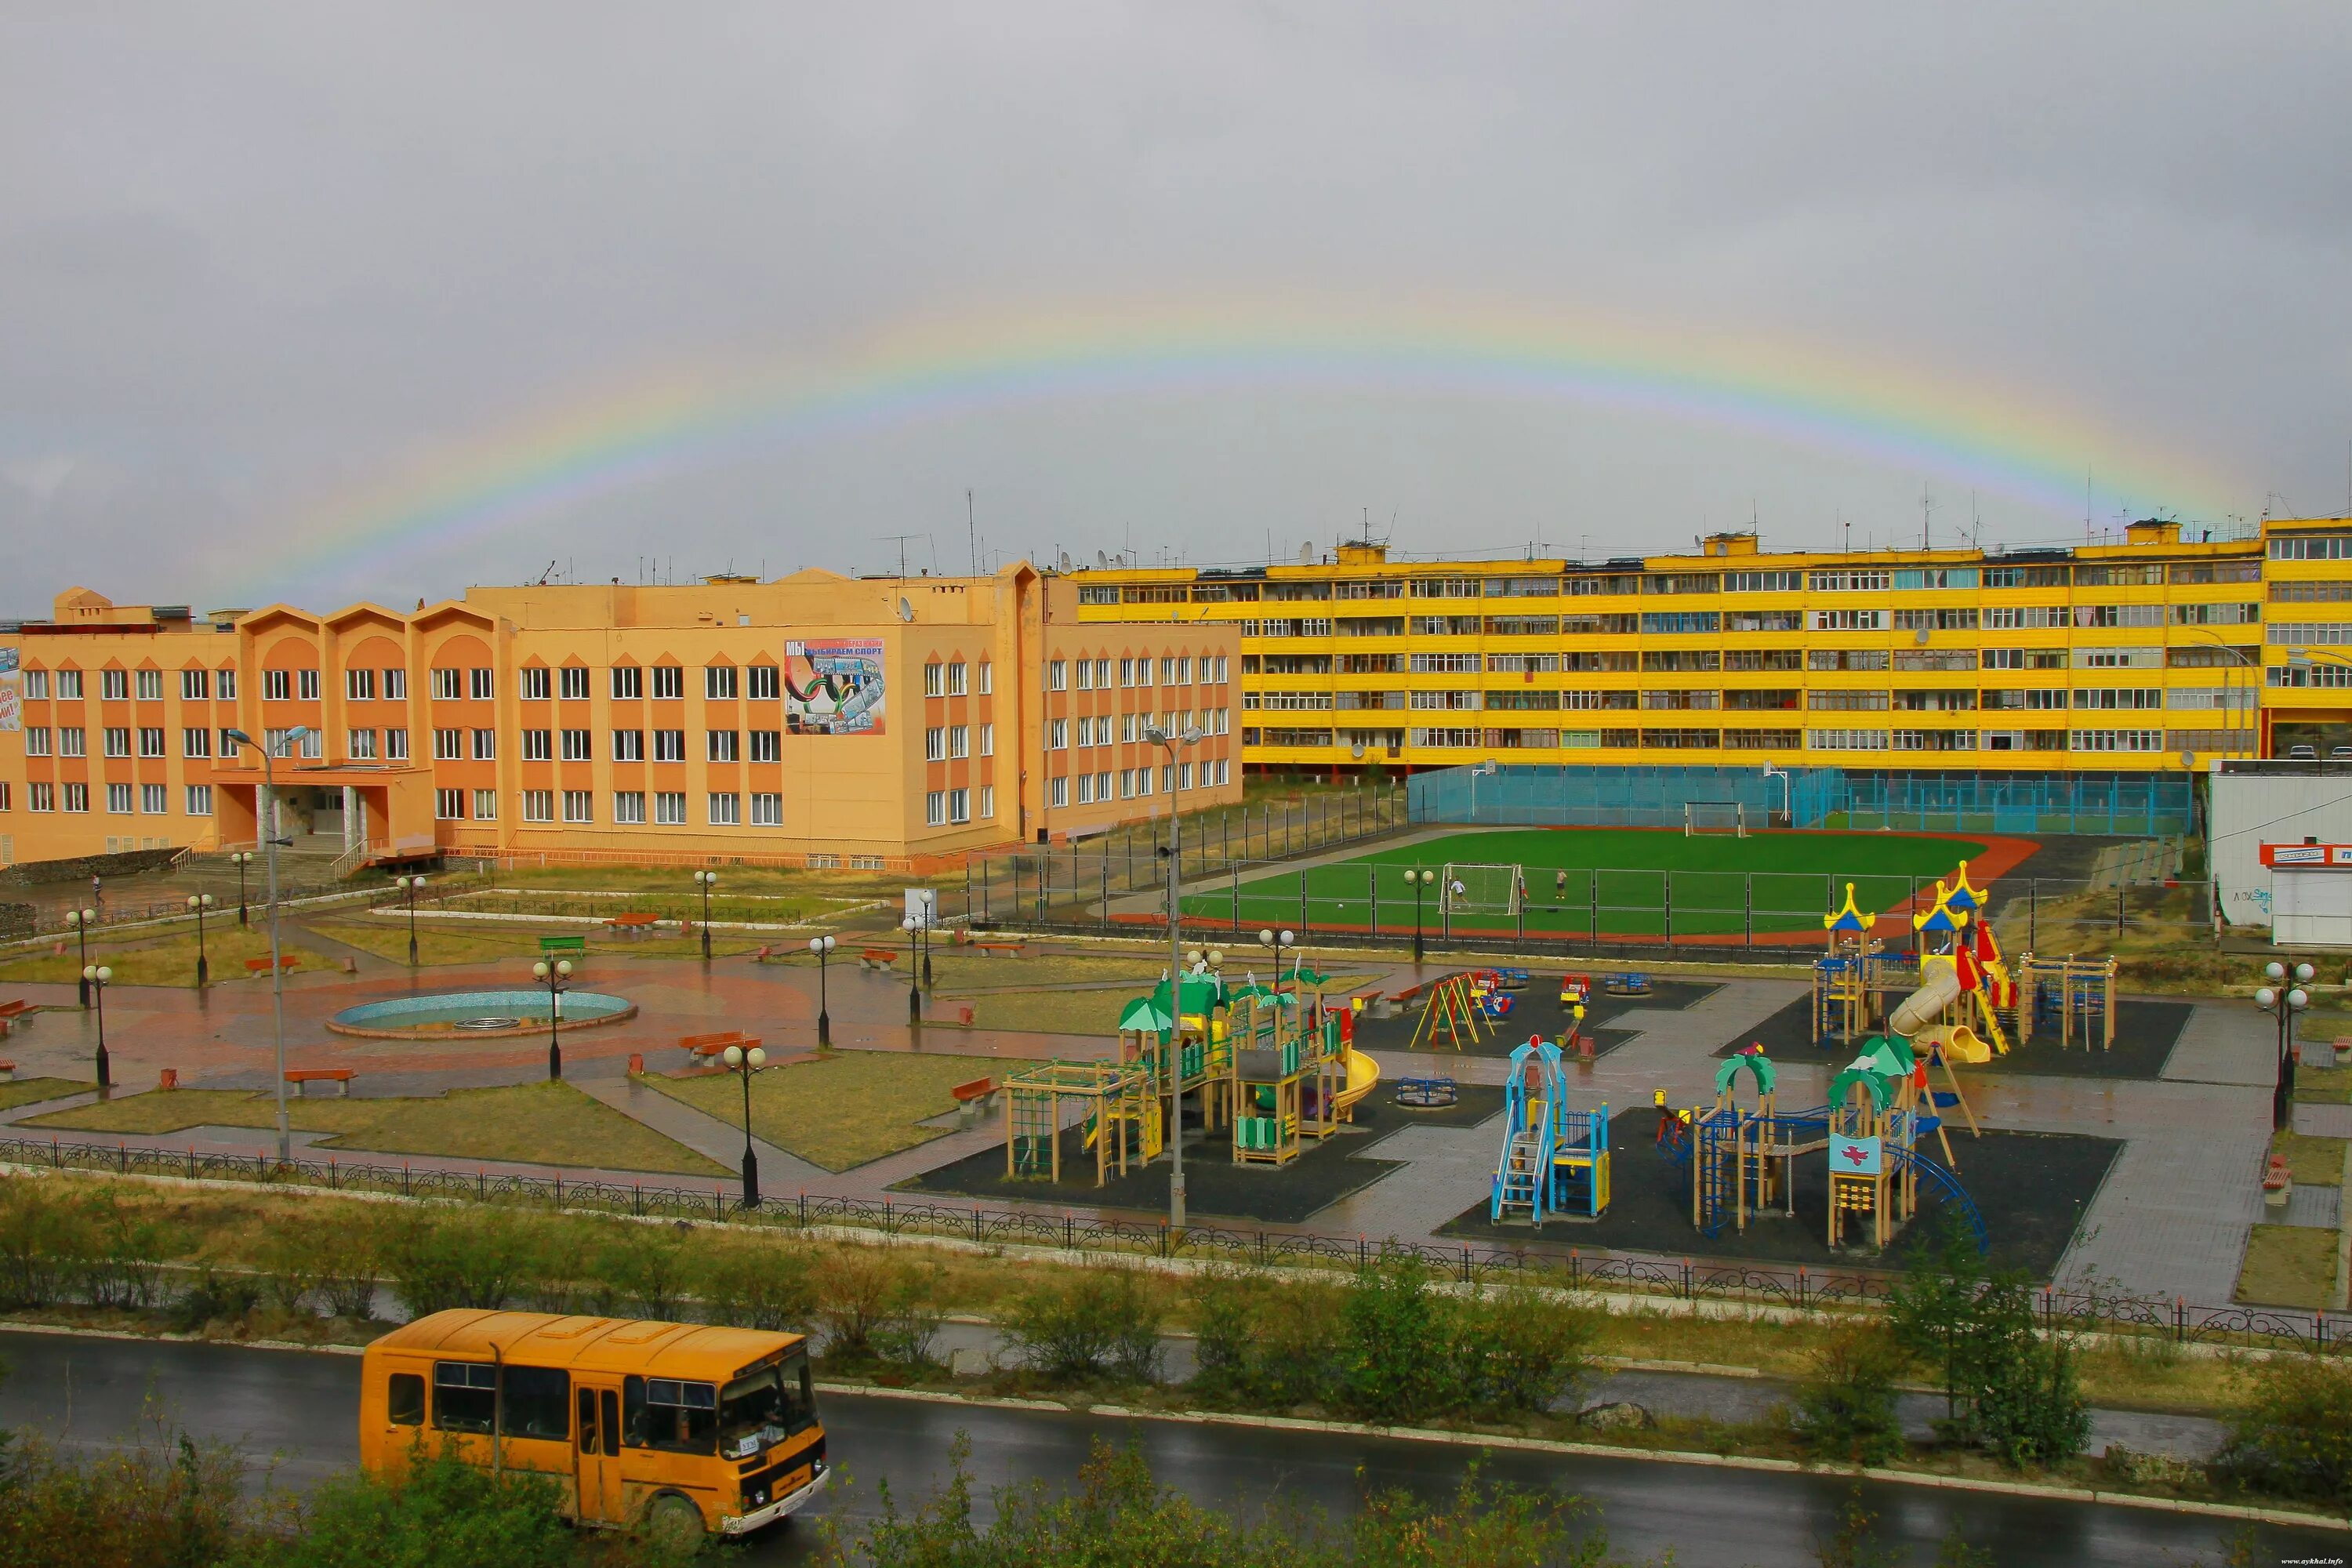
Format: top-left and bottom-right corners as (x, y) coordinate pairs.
(359, 1308), (827, 1541)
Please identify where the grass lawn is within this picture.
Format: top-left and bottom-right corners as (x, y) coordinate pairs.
(0, 1076), (91, 1112)
(20, 1080), (725, 1176)
(2272, 1128), (2347, 1186)
(1181, 826), (1989, 938)
(445, 886), (884, 926)
(648, 1050), (1037, 1172)
(306, 918), (545, 967)
(2295, 1063), (2352, 1105)
(0, 927), (320, 988)
(2235, 1223), (2339, 1308)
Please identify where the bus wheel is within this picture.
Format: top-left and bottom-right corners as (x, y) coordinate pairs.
(642, 1494), (705, 1549)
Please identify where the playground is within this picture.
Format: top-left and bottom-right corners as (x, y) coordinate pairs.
(1173, 826), (2041, 941)
(1345, 967), (1713, 1060)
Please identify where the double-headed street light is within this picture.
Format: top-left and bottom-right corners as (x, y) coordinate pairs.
(899, 916), (923, 1023)
(532, 957), (574, 1080)
(223, 724), (306, 1164)
(1143, 720), (1203, 1230)
(2256, 960), (2314, 1131)
(1403, 868), (1436, 964)
(395, 873), (428, 966)
(693, 871), (718, 960)
(83, 964), (114, 1088)
(721, 1041), (769, 1208)
(230, 851), (256, 927)
(808, 935), (837, 1046)
(64, 906), (97, 1007)
(187, 893), (216, 987)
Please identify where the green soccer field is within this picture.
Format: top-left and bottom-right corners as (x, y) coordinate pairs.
(1177, 826), (1995, 940)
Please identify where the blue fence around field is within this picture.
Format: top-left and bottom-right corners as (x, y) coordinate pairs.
(1410, 764), (2194, 837)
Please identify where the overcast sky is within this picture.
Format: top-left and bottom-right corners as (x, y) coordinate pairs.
(5, 3), (2348, 615)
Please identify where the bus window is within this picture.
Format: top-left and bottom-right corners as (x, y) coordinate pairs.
(503, 1366), (569, 1440)
(434, 1362), (496, 1433)
(717, 1356), (816, 1461)
(623, 1374), (718, 1454)
(387, 1373), (425, 1426)
(599, 1388), (619, 1457)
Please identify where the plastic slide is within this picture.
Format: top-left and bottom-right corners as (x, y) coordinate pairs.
(1915, 1023), (1992, 1065)
(1886, 962), (1960, 1038)
(1333, 1049), (1381, 1115)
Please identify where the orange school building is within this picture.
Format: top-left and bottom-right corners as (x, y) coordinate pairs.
(0, 569), (1241, 874)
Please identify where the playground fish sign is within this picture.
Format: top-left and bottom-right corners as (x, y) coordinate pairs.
(1830, 1135), (1882, 1176)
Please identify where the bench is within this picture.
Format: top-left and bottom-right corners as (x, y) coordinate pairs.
(538, 935), (587, 955)
(859, 947), (898, 971)
(605, 913), (661, 937)
(681, 1030), (757, 1064)
(285, 1068), (354, 1098)
(0, 1000), (32, 1040)
(1348, 990), (1382, 1018)
(973, 941), (1025, 958)
(244, 954), (297, 975)
(950, 1076), (998, 1127)
(2264, 1153), (2293, 1210)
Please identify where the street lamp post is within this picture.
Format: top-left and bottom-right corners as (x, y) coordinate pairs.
(1144, 721), (1203, 1230)
(395, 873), (427, 966)
(721, 1041), (769, 1207)
(532, 957), (573, 1080)
(2256, 960), (2314, 1131)
(900, 916), (922, 1022)
(82, 964), (113, 1088)
(693, 870), (717, 961)
(808, 935), (837, 1046)
(224, 724), (306, 1163)
(1404, 868), (1434, 964)
(230, 851), (255, 927)
(920, 919), (934, 989)
(187, 894), (216, 987)
(64, 906), (96, 1007)
(1258, 927), (1297, 992)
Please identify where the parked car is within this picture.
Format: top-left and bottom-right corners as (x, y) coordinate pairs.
(2288, 744), (2320, 760)
(2332, 747), (2352, 760)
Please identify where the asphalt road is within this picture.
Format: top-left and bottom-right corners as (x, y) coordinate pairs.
(0, 1330), (2334, 1566)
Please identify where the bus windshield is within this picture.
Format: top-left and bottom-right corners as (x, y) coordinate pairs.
(717, 1353), (816, 1460)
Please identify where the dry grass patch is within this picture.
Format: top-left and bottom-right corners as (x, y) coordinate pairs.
(0, 1076), (92, 1112)
(2272, 1128), (2347, 1186)
(2234, 1223), (2339, 1308)
(306, 918), (544, 967)
(0, 927), (318, 988)
(648, 1049), (1038, 1171)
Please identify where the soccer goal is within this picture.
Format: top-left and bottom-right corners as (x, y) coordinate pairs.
(1684, 801), (1748, 837)
(1441, 862), (1525, 916)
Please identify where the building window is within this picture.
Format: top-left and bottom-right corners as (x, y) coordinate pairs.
(706, 730), (739, 763)
(472, 789), (498, 820)
(294, 669), (318, 701)
(563, 789), (593, 823)
(1134, 768), (1151, 796)
(103, 727), (130, 757)
(429, 668), (459, 701)
(559, 666), (590, 701)
(561, 729), (593, 761)
(1050, 719), (1068, 750)
(949, 725), (969, 759)
(519, 667), (550, 701)
(104, 782), (132, 813)
(1177, 761), (1194, 790)
(979, 723), (994, 757)
(947, 661), (967, 695)
(612, 666), (643, 700)
(1074, 659), (1092, 691)
(979, 784), (994, 818)
(924, 662), (945, 697)
(948, 787), (970, 822)
(379, 669), (401, 700)
(138, 727), (165, 759)
(654, 729), (685, 762)
(385, 728), (410, 761)
(139, 783), (166, 815)
(1049, 660), (1067, 691)
(522, 729), (552, 761)
(926, 789), (947, 826)
(1050, 776), (1069, 808)
(471, 728), (495, 760)
(1076, 774), (1095, 804)
(185, 785), (212, 816)
(133, 669), (162, 701)
(100, 669), (129, 700)
(705, 665), (738, 701)
(183, 727), (212, 759)
(56, 670), (82, 700)
(1095, 658), (1112, 688)
(749, 729), (780, 762)
(60, 727), (86, 757)
(264, 670), (292, 702)
(24, 728), (49, 757)
(750, 792), (782, 826)
(27, 782), (52, 811)
(978, 662), (993, 695)
(434, 728), (463, 760)
(655, 791), (687, 826)
(22, 670), (48, 701)
(523, 790), (555, 822)
(435, 789), (466, 820)
(181, 668), (210, 702)
(63, 782), (88, 812)
(1120, 768), (1136, 799)
(469, 668), (493, 701)
(612, 728), (644, 762)
(612, 791), (646, 824)
(708, 792), (741, 826)
(651, 666), (683, 701)
(747, 665), (779, 700)
(926, 726), (947, 761)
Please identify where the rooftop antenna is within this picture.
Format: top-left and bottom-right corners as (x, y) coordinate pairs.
(967, 489), (978, 575)
(1920, 481), (1933, 551)
(878, 533), (920, 578)
(534, 559), (557, 586)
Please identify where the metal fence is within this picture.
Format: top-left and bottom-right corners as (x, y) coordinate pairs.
(4, 1133), (2337, 1353)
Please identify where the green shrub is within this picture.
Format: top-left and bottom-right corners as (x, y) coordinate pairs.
(1792, 1327), (1907, 1465)
(379, 1208), (545, 1316)
(695, 1243), (816, 1332)
(1335, 1251), (1446, 1424)
(1448, 1283), (1599, 1417)
(73, 1196), (179, 1310)
(1186, 1265), (1269, 1401)
(818, 1248), (943, 1369)
(0, 1178), (89, 1308)
(1001, 1266), (1163, 1384)
(597, 1222), (691, 1319)
(169, 1269), (263, 1333)
(1887, 1218), (2085, 1468)
(255, 1229), (326, 1316)
(2219, 1352), (2352, 1508)
(1971, 1333), (2089, 1469)
(0, 1427), (249, 1568)
(309, 1221), (383, 1320)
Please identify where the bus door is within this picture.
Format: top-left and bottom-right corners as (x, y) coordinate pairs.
(573, 1377), (626, 1526)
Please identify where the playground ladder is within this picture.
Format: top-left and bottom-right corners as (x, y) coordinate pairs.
(1495, 1128), (1549, 1220)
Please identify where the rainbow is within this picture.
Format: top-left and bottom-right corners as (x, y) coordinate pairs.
(255, 298), (2244, 594)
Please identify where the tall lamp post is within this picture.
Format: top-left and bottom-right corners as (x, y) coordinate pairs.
(1144, 721), (1203, 1230)
(900, 916), (923, 1023)
(230, 850), (256, 927)
(808, 935), (837, 1046)
(693, 870), (717, 961)
(224, 724), (306, 1163)
(1404, 868), (1435, 964)
(82, 964), (113, 1088)
(532, 957), (573, 1080)
(187, 893), (216, 987)
(721, 1040), (768, 1207)
(65, 906), (96, 1007)
(395, 873), (427, 966)
(2256, 960), (2314, 1131)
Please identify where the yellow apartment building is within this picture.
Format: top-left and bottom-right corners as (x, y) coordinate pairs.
(0, 569), (1241, 874)
(1072, 519), (2352, 778)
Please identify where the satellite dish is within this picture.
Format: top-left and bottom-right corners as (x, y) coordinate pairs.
(1096, 551), (1108, 568)
(1913, 628), (1931, 645)
(897, 597), (913, 622)
(1351, 743), (1367, 760)
(1298, 541), (1316, 564)
(2180, 750), (2198, 768)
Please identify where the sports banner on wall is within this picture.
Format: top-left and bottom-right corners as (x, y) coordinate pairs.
(782, 639), (885, 736)
(0, 648), (19, 734)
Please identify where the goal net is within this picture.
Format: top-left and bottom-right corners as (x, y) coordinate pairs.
(1685, 801), (1747, 837)
(1442, 862), (1524, 915)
